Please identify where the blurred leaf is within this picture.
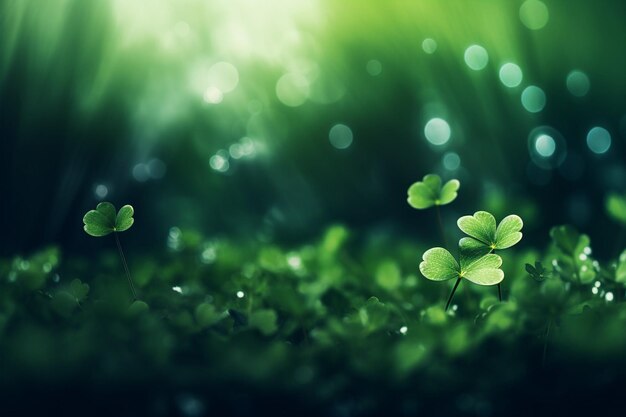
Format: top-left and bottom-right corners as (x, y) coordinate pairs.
(195, 303), (222, 328)
(375, 260), (401, 291)
(51, 291), (77, 318)
(128, 300), (149, 316)
(249, 309), (278, 335)
(69, 279), (89, 303)
(606, 193), (626, 225)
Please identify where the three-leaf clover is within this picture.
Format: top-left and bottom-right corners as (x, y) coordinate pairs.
(83, 202), (138, 299)
(83, 202), (134, 236)
(420, 247), (504, 310)
(407, 174), (460, 209)
(457, 211), (523, 256)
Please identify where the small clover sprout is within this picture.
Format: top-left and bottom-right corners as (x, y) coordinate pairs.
(549, 225), (596, 284)
(420, 247), (504, 310)
(407, 174), (460, 248)
(457, 211), (523, 300)
(407, 174), (460, 209)
(83, 202), (134, 236)
(83, 202), (138, 299)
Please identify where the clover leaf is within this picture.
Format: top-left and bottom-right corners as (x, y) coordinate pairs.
(458, 211), (523, 251)
(83, 202), (134, 237)
(82, 202), (138, 299)
(407, 174), (460, 209)
(419, 247), (504, 286)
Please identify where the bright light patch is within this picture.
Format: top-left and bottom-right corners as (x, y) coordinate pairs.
(203, 87), (224, 104)
(400, 326), (408, 335)
(606, 292), (614, 302)
(464, 45), (489, 71)
(236, 291), (245, 298)
(499, 63), (523, 88)
(535, 134), (556, 157)
(366, 60), (382, 76)
(422, 38), (437, 54)
(519, 0), (549, 30)
(329, 124), (353, 149)
(521, 86), (546, 113)
(424, 118), (451, 145)
(566, 70), (590, 97)
(172, 286), (183, 294)
(208, 62), (239, 93)
(210, 153), (230, 172)
(276, 73), (310, 107)
(586, 127), (611, 154)
(443, 152), (461, 170)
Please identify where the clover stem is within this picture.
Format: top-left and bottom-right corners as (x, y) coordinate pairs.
(445, 277), (462, 311)
(488, 247), (503, 302)
(542, 319), (552, 368)
(114, 233), (138, 300)
(435, 205), (448, 249)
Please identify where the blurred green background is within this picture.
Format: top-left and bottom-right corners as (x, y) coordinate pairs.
(2, 0), (625, 257)
(2, 2), (626, 415)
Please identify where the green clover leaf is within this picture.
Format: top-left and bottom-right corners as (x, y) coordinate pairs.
(407, 174), (460, 209)
(458, 211), (523, 253)
(419, 247), (504, 286)
(83, 202), (134, 237)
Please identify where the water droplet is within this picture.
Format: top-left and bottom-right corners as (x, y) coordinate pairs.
(236, 291), (245, 298)
(400, 326), (408, 335)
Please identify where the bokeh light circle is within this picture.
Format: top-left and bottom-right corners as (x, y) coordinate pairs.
(464, 45), (489, 70)
(207, 62), (239, 93)
(329, 124), (354, 149)
(527, 126), (566, 170)
(586, 127), (611, 154)
(424, 118), (451, 145)
(276, 73), (310, 107)
(519, 0), (549, 30)
(366, 60), (382, 76)
(535, 134), (556, 157)
(521, 86), (546, 113)
(566, 70), (590, 97)
(499, 63), (523, 87)
(443, 152), (461, 170)
(422, 38), (437, 54)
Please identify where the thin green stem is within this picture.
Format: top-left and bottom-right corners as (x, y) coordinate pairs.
(445, 277), (462, 311)
(488, 247), (503, 302)
(114, 233), (138, 300)
(435, 205), (448, 249)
